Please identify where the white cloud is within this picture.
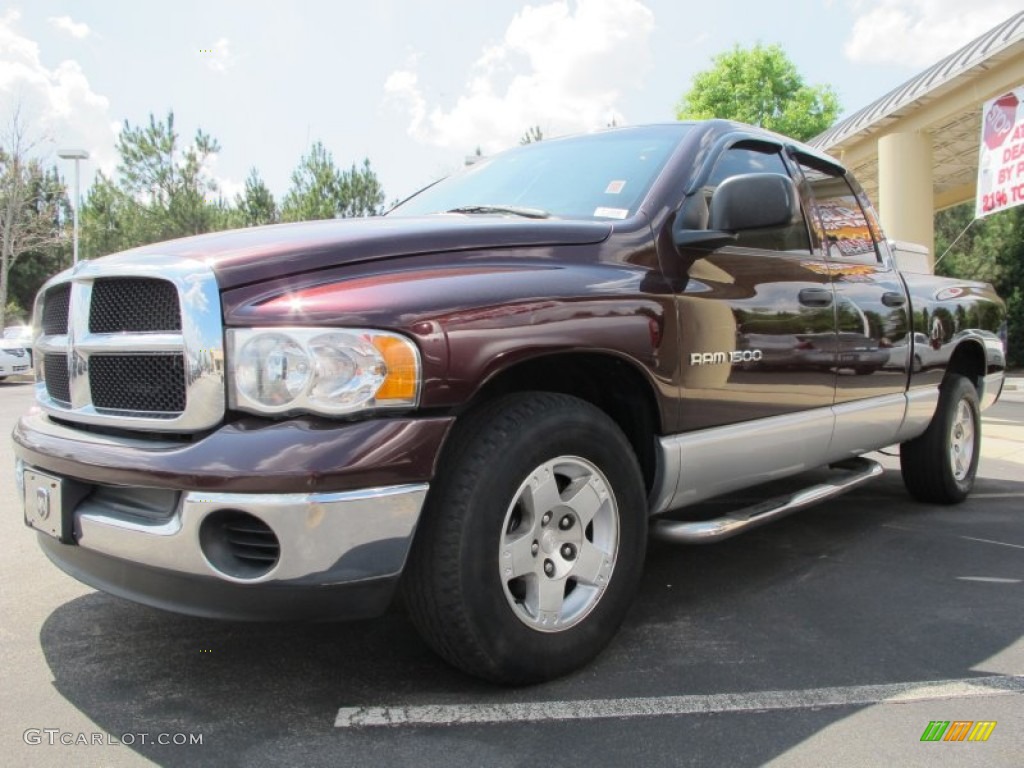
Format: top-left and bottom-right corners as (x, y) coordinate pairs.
(844, 1), (1021, 68)
(385, 0), (655, 153)
(0, 10), (117, 178)
(47, 15), (91, 39)
(203, 153), (244, 202)
(217, 176), (245, 202)
(204, 37), (236, 73)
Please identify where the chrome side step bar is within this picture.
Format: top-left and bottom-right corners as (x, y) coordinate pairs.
(650, 457), (884, 544)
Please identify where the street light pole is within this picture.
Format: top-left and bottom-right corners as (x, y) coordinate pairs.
(57, 149), (89, 266)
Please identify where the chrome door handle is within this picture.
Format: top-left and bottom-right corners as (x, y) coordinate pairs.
(882, 291), (907, 307)
(798, 288), (833, 307)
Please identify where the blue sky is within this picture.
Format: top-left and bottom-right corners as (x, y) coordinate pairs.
(2, 0), (1019, 207)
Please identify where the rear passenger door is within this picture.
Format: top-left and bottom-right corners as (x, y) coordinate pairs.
(794, 157), (911, 405)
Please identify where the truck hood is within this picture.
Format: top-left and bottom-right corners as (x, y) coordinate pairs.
(98, 216), (614, 290)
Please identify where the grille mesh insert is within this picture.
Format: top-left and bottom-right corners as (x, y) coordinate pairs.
(89, 278), (181, 333)
(42, 284), (71, 336)
(44, 354), (70, 404)
(89, 355), (186, 413)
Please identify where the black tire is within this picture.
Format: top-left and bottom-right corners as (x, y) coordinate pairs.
(403, 392), (647, 684)
(900, 374), (981, 504)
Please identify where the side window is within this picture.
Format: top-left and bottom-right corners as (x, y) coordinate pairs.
(703, 146), (810, 253)
(799, 164), (881, 264)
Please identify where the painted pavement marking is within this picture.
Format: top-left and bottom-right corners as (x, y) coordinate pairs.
(335, 674), (1024, 728)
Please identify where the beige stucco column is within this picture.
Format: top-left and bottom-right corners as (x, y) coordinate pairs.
(877, 131), (934, 263)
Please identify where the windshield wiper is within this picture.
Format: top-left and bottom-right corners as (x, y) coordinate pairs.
(444, 204), (551, 219)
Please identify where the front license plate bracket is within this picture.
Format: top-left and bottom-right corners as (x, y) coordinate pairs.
(23, 469), (91, 545)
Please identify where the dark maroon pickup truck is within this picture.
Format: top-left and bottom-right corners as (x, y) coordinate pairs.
(15, 121), (1006, 683)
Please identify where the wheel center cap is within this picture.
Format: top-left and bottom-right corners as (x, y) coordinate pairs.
(541, 529), (558, 555)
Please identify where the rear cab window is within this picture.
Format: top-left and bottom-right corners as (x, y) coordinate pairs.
(797, 163), (882, 265)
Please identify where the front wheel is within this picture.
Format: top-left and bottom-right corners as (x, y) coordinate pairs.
(900, 374), (981, 504)
(403, 392), (647, 684)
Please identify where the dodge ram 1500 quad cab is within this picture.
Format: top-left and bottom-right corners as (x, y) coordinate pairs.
(16, 121), (1006, 684)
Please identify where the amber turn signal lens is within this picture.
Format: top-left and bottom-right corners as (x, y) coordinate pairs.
(372, 335), (419, 403)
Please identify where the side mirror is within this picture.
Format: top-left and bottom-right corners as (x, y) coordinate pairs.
(709, 173), (801, 231)
(673, 228), (739, 249)
(672, 173), (801, 251)
(671, 194), (737, 249)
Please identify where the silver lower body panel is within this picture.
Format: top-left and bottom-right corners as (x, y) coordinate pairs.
(650, 389), (940, 515)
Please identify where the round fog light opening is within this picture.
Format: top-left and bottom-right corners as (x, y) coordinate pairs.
(199, 509), (280, 580)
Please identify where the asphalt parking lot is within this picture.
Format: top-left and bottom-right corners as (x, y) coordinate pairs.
(2, 380), (1021, 767)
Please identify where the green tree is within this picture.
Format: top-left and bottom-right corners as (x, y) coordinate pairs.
(281, 141), (342, 222)
(79, 111), (230, 261)
(80, 170), (136, 260)
(114, 110), (222, 241)
(8, 164), (71, 318)
(520, 125), (544, 144)
(935, 203), (1023, 367)
(235, 168), (277, 226)
(337, 158), (385, 218)
(675, 43), (840, 141)
(281, 142), (384, 221)
(0, 110), (69, 328)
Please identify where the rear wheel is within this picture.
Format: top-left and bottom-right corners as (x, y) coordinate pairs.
(403, 392), (647, 684)
(900, 374), (980, 504)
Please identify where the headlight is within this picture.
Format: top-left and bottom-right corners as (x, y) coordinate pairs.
(228, 328), (420, 416)
(235, 333), (311, 406)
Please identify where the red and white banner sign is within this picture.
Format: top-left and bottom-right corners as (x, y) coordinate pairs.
(977, 86), (1024, 218)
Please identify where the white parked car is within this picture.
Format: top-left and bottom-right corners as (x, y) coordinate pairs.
(3, 325), (32, 340)
(886, 332), (944, 373)
(0, 344), (31, 379)
(2, 325), (33, 370)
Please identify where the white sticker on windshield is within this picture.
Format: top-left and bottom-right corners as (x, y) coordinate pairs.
(594, 207), (629, 219)
(605, 180), (626, 194)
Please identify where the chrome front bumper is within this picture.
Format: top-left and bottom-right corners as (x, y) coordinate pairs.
(15, 406), (453, 620)
(69, 483), (428, 585)
(20, 459), (429, 620)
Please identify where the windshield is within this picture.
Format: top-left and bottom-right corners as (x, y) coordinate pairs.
(389, 125), (690, 221)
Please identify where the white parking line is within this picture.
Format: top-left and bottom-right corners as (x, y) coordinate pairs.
(960, 535), (1024, 550)
(335, 675), (1024, 728)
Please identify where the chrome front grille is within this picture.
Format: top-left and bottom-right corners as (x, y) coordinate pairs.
(33, 257), (225, 433)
